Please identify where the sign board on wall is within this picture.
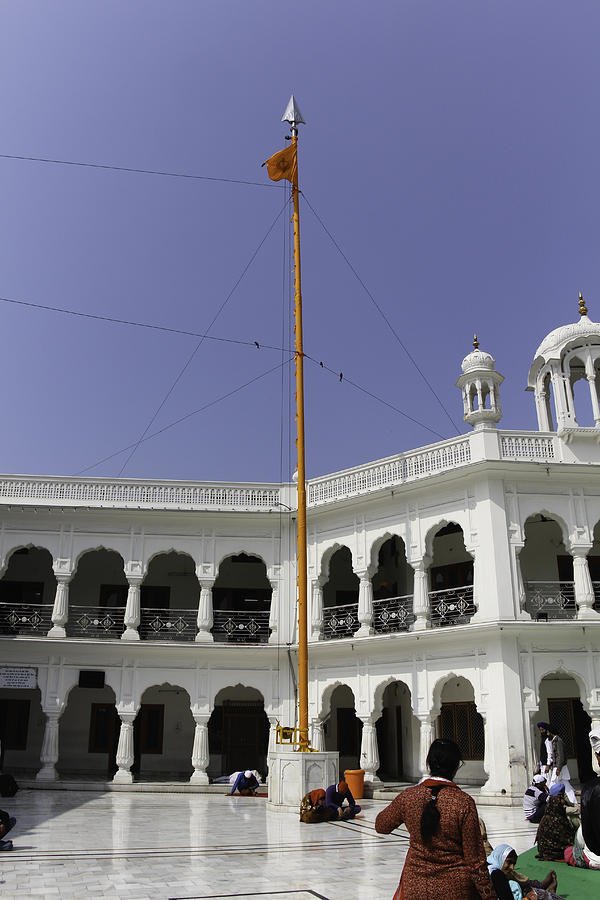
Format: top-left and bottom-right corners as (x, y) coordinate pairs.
(0, 667), (37, 689)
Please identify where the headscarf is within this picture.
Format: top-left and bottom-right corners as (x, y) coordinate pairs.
(244, 770), (253, 779)
(590, 724), (600, 754)
(308, 788), (325, 806)
(486, 845), (521, 900)
(533, 774), (546, 784)
(548, 782), (565, 796)
(338, 780), (348, 793)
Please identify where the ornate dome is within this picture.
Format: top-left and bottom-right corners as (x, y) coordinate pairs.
(460, 335), (496, 374)
(533, 295), (600, 362)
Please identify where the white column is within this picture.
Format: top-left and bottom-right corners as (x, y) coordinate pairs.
(48, 575), (70, 638)
(411, 559), (430, 631)
(359, 717), (381, 786)
(268, 579), (279, 644)
(190, 714), (210, 784)
(513, 543), (531, 619)
(266, 715), (278, 791)
(122, 576), (142, 641)
(572, 548), (600, 619)
(466, 548), (480, 622)
(534, 387), (552, 431)
(355, 571), (374, 637)
(113, 712), (136, 784)
(587, 375), (600, 426)
(311, 719), (325, 751)
(310, 579), (323, 641)
(36, 710), (61, 781)
(417, 713), (434, 777)
(195, 577), (214, 642)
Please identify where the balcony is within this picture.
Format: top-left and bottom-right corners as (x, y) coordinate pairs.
(323, 603), (359, 640)
(212, 609), (270, 643)
(373, 594), (414, 634)
(524, 581), (576, 620)
(429, 585), (475, 627)
(0, 601), (53, 636)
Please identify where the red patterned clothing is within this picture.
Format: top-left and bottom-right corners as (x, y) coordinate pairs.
(375, 778), (495, 899)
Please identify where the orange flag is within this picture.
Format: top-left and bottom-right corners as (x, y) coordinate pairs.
(263, 143), (297, 183)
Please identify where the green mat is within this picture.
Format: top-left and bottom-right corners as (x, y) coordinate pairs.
(517, 846), (600, 898)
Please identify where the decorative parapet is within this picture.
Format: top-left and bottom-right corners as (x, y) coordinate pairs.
(0, 476), (283, 512)
(500, 432), (558, 462)
(307, 436), (472, 507)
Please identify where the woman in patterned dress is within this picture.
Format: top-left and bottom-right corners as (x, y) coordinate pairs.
(375, 738), (495, 899)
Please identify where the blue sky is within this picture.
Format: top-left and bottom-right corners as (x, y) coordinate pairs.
(1, 1), (598, 482)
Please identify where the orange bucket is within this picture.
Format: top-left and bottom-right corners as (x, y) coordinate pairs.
(344, 768), (365, 800)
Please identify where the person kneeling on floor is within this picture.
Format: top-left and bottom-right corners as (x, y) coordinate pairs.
(524, 774), (549, 824)
(229, 770), (260, 796)
(299, 788), (335, 823)
(325, 780), (361, 820)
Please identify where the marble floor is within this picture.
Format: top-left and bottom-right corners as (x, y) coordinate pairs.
(0, 789), (540, 900)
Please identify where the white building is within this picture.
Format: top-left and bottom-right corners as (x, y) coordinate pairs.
(1, 301), (600, 801)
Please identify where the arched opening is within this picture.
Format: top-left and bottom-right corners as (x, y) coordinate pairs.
(371, 536), (414, 633)
(570, 356), (595, 426)
(375, 680), (417, 782)
(0, 684), (44, 775)
(536, 673), (593, 784)
(428, 523), (474, 626)
(438, 676), (485, 785)
(520, 515), (575, 619)
(0, 547), (56, 635)
(323, 684), (362, 772)
(69, 549), (127, 638)
(58, 681), (118, 777)
(211, 553), (272, 643)
(322, 547), (359, 639)
(133, 684), (194, 780)
(208, 685), (269, 778)
(139, 551), (199, 641)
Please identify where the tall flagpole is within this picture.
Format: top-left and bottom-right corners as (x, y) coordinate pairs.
(290, 113), (308, 750)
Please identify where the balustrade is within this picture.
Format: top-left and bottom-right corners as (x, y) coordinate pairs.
(372, 594), (414, 634)
(212, 609), (270, 643)
(524, 581), (576, 620)
(139, 607), (198, 641)
(0, 601), (53, 636)
(322, 602), (359, 639)
(67, 605), (125, 638)
(429, 585), (475, 627)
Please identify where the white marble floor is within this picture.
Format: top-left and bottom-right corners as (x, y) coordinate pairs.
(0, 790), (540, 900)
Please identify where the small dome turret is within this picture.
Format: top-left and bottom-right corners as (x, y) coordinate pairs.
(456, 335), (504, 429)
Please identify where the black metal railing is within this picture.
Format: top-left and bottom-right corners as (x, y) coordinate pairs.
(429, 585), (475, 627)
(323, 602), (359, 639)
(139, 607), (198, 641)
(524, 581), (576, 620)
(373, 594), (414, 633)
(212, 609), (270, 643)
(0, 601), (53, 636)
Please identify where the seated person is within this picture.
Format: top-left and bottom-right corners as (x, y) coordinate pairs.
(0, 810), (16, 852)
(524, 774), (548, 824)
(564, 723), (600, 869)
(229, 769), (260, 796)
(324, 779), (361, 820)
(299, 788), (335, 824)
(536, 783), (575, 861)
(487, 845), (562, 900)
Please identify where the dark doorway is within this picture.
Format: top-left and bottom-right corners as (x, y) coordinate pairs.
(222, 700), (269, 775)
(88, 703), (120, 774)
(132, 704), (164, 774)
(548, 697), (593, 782)
(376, 706), (403, 780)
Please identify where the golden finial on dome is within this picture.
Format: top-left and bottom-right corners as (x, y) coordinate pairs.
(473, 333), (479, 350)
(579, 292), (588, 316)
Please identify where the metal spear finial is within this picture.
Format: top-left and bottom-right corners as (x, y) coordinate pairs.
(473, 333), (479, 350)
(281, 95), (306, 131)
(579, 292), (588, 317)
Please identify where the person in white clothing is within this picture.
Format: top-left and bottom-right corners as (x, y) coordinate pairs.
(544, 723), (576, 804)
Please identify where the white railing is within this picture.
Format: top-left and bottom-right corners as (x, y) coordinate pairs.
(308, 436), (472, 507)
(0, 476), (282, 511)
(525, 581), (576, 620)
(500, 433), (557, 461)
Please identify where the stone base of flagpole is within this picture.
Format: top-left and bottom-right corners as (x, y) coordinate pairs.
(266, 748), (339, 812)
